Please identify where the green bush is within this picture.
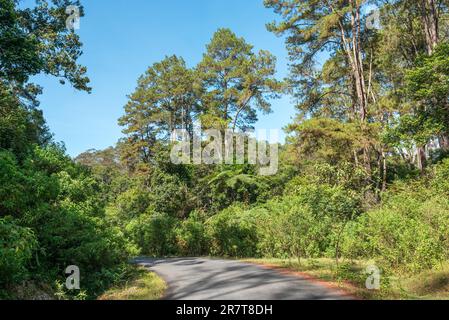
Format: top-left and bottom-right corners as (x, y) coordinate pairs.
(148, 169), (189, 217)
(0, 151), (29, 215)
(206, 205), (260, 257)
(203, 183), (362, 260)
(126, 211), (178, 257)
(0, 146), (137, 298)
(256, 183), (362, 259)
(175, 211), (209, 256)
(256, 199), (316, 259)
(108, 187), (152, 224)
(0, 217), (37, 292)
(342, 190), (449, 272)
(432, 158), (449, 195)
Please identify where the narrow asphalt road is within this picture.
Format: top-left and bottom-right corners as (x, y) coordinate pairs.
(134, 257), (353, 300)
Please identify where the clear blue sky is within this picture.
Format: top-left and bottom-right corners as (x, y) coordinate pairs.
(30, 0), (296, 157)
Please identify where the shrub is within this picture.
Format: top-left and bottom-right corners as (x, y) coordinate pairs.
(175, 211), (209, 256)
(126, 211), (178, 257)
(26, 204), (137, 298)
(206, 205), (260, 257)
(342, 192), (449, 272)
(148, 169), (189, 217)
(432, 158), (449, 195)
(109, 187), (152, 224)
(256, 183), (362, 259)
(256, 196), (337, 260)
(0, 147), (137, 299)
(0, 218), (37, 292)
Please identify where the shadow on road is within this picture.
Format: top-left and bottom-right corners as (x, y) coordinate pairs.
(134, 257), (353, 300)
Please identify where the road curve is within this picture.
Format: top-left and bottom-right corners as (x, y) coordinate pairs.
(135, 257), (353, 300)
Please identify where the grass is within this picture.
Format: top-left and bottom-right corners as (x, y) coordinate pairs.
(243, 258), (449, 300)
(98, 267), (166, 300)
(398, 263), (449, 300)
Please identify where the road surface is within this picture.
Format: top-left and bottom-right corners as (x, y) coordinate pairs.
(134, 257), (353, 300)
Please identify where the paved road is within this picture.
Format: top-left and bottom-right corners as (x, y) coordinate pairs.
(134, 257), (353, 300)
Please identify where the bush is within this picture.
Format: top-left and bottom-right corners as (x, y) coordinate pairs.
(126, 211), (178, 257)
(256, 183), (362, 259)
(0, 218), (37, 292)
(148, 169), (189, 217)
(204, 183), (362, 260)
(257, 198), (327, 259)
(175, 211), (209, 256)
(25, 203), (137, 297)
(342, 191), (449, 272)
(284, 181), (362, 219)
(0, 146), (138, 299)
(432, 158), (449, 195)
(206, 205), (260, 257)
(108, 187), (152, 224)
(344, 159), (449, 272)
(0, 152), (27, 215)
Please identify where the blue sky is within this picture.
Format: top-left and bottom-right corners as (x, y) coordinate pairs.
(30, 0), (296, 157)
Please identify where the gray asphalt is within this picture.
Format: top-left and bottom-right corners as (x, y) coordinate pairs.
(134, 257), (353, 300)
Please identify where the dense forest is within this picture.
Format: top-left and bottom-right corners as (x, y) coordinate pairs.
(1, 0), (449, 299)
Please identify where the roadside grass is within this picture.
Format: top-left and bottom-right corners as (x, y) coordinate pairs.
(98, 267), (166, 300)
(399, 262), (449, 300)
(243, 258), (449, 300)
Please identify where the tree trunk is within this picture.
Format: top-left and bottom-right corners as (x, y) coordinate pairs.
(382, 149), (387, 192)
(439, 135), (449, 151)
(417, 145), (427, 173)
(363, 144), (372, 176)
(337, 2), (368, 123)
(421, 0), (439, 54)
(335, 2), (372, 183)
(335, 221), (349, 268)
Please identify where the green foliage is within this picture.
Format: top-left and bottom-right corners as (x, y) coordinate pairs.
(284, 180), (362, 218)
(342, 167), (449, 272)
(148, 168), (190, 217)
(28, 207), (137, 296)
(118, 55), (199, 165)
(257, 183), (361, 259)
(0, 86), (51, 159)
(126, 211), (178, 257)
(0, 0), (42, 84)
(286, 118), (366, 165)
(175, 211), (209, 256)
(0, 146), (137, 299)
(198, 28), (282, 131)
(4, 0), (449, 299)
(107, 187), (152, 224)
(206, 205), (260, 257)
(98, 267), (166, 301)
(404, 42), (449, 142)
(203, 182), (362, 260)
(0, 0), (90, 94)
(406, 43), (449, 103)
(0, 151), (29, 215)
(0, 218), (37, 291)
(0, 0), (138, 300)
(432, 158), (449, 193)
(342, 195), (449, 272)
(205, 165), (271, 212)
(386, 112), (445, 148)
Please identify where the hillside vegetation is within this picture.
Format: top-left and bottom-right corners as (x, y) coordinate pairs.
(1, 0), (449, 299)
